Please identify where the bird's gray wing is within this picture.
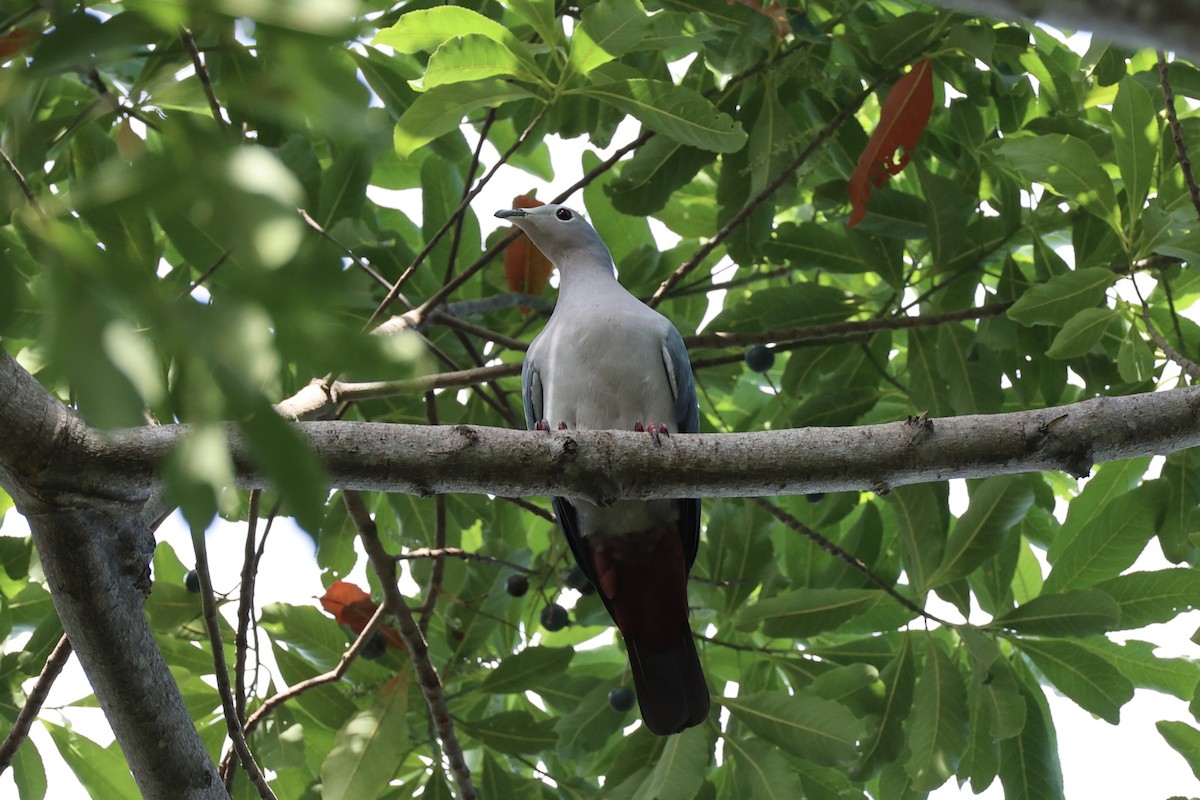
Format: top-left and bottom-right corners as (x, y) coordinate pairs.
(661, 326), (701, 570)
(521, 347), (543, 431)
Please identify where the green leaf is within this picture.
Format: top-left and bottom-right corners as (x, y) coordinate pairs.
(634, 725), (710, 800)
(374, 7), (534, 66)
(1044, 486), (1155, 593)
(569, 0), (648, 75)
(1112, 76), (1157, 225)
(45, 723), (139, 800)
(887, 483), (948, 594)
(320, 680), (409, 800)
(554, 679), (625, 758)
(736, 588), (882, 638)
(503, 0), (562, 48)
(765, 222), (869, 273)
(998, 671), (1064, 800)
(1044, 308), (1120, 358)
(905, 641), (968, 791)
(721, 691), (859, 765)
(393, 80), (535, 157)
(1095, 568), (1200, 629)
(1007, 267), (1118, 326)
(419, 34), (541, 91)
(581, 79), (747, 152)
(10, 738), (47, 800)
(725, 737), (806, 800)
(458, 711), (558, 755)
(1074, 637), (1200, 700)
(930, 476), (1035, 588)
(1157, 721), (1200, 782)
(236, 400), (327, 533)
(1049, 458), (1149, 561)
(998, 134), (1120, 231)
(854, 633), (916, 778)
(1117, 325), (1156, 383)
(481, 646), (574, 693)
(1014, 638), (1133, 724)
(989, 589), (1120, 636)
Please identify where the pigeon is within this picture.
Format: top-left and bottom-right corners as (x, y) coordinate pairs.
(496, 203), (709, 735)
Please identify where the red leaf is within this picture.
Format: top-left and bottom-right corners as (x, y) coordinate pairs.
(318, 580), (405, 651)
(502, 193), (554, 311)
(0, 27), (33, 60)
(847, 59), (934, 227)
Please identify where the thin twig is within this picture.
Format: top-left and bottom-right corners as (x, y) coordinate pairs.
(0, 145), (43, 216)
(181, 27), (225, 126)
(444, 109), (497, 285)
(182, 250), (233, 298)
(1133, 280), (1200, 381)
(1158, 50), (1200, 220)
(343, 491), (476, 800)
(748, 497), (952, 627)
(0, 635), (72, 774)
(190, 524), (276, 799)
(396, 546), (536, 574)
(498, 495), (556, 523)
(234, 491), (262, 726)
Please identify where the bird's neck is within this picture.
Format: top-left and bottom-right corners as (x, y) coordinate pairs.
(556, 253), (621, 300)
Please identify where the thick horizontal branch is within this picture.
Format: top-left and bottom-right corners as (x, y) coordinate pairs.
(38, 386), (1200, 503)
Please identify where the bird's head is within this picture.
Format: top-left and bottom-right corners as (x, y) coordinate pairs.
(495, 204), (612, 271)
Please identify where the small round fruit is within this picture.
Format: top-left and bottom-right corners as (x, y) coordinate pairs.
(540, 603), (569, 632)
(505, 574), (529, 597)
(805, 493), (826, 504)
(744, 345), (775, 373)
(360, 632), (387, 660)
(608, 686), (635, 712)
(184, 569), (201, 593)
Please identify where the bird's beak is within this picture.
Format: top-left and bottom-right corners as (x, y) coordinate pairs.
(495, 209), (527, 219)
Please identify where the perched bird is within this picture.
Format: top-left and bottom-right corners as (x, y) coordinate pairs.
(495, 203), (709, 735)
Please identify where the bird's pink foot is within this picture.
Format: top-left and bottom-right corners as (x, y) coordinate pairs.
(558, 421), (568, 430)
(535, 419), (550, 432)
(634, 421), (644, 432)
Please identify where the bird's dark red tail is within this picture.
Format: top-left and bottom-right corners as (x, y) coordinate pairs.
(590, 526), (710, 735)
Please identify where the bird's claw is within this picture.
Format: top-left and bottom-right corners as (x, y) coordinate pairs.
(634, 421), (668, 446)
(535, 419), (550, 432)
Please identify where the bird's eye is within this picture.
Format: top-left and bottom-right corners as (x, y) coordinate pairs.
(555, 208), (573, 221)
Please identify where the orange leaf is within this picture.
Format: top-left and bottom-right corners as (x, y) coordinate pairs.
(847, 59), (934, 227)
(502, 193), (554, 311)
(318, 580), (405, 651)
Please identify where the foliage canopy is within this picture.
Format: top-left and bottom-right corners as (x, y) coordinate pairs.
(2, 0), (1200, 798)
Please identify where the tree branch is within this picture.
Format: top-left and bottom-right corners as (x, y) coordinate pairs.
(0, 635), (71, 774)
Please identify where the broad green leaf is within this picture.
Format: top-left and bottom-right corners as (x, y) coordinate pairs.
(997, 672), (1064, 800)
(502, 0), (562, 47)
(1049, 458), (1149, 561)
(1044, 486), (1155, 593)
(1117, 324), (1156, 382)
(393, 80), (535, 157)
(765, 222), (869, 273)
(569, 0), (648, 75)
(1074, 637), (1200, 700)
(905, 641), (967, 791)
(236, 400), (327, 533)
(722, 691), (859, 765)
(736, 588), (882, 638)
(553, 679), (625, 757)
(1112, 76), (1157, 225)
(938, 322), (1004, 413)
(1095, 568), (1200, 629)
(320, 679), (410, 800)
(930, 476), (1035, 588)
(886, 483), (948, 594)
(989, 589), (1120, 636)
(10, 739), (47, 800)
(45, 723), (139, 800)
(1014, 638), (1133, 724)
(1044, 308), (1120, 358)
(725, 737), (806, 800)
(481, 647), (574, 693)
(581, 79), (747, 152)
(854, 633), (915, 778)
(1007, 267), (1118, 326)
(634, 725), (709, 800)
(374, 7), (534, 66)
(998, 134), (1119, 231)
(479, 752), (517, 799)
(1157, 721), (1200, 782)
(418, 34), (541, 91)
(458, 711), (558, 755)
